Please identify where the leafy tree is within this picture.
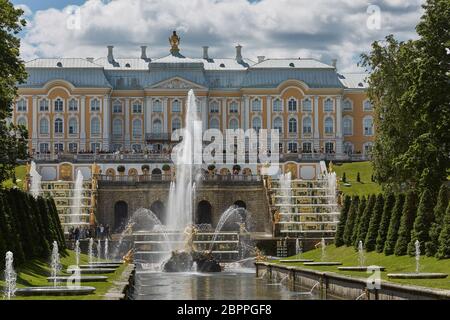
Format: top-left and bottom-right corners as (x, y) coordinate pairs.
(0, 191), (25, 264)
(365, 194), (384, 251)
(351, 196), (366, 245)
(343, 196), (359, 246)
(354, 194), (376, 248)
(426, 184), (449, 256)
(376, 193), (395, 252)
(436, 202), (450, 259)
(335, 195), (351, 247)
(360, 0), (450, 195)
(407, 189), (436, 256)
(394, 191), (418, 256)
(0, 0), (28, 184)
(384, 193), (406, 255)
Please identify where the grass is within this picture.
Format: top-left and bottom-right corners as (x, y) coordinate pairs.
(0, 250), (128, 300)
(2, 165), (27, 190)
(332, 162), (382, 196)
(276, 245), (450, 290)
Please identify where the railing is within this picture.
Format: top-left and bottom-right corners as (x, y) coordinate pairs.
(96, 173), (261, 184)
(145, 133), (170, 141)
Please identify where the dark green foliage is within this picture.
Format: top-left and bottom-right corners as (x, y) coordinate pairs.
(335, 195), (351, 247)
(376, 193), (395, 252)
(426, 184), (449, 256)
(354, 195), (376, 248)
(436, 202), (450, 259)
(356, 172), (361, 183)
(342, 172), (347, 183)
(394, 191), (418, 256)
(0, 191), (25, 264)
(351, 196), (366, 244)
(384, 193), (406, 255)
(343, 196), (360, 246)
(365, 194), (384, 252)
(407, 189), (436, 256)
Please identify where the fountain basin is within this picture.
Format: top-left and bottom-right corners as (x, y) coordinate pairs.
(387, 273), (448, 279)
(47, 276), (108, 283)
(88, 261), (123, 265)
(279, 259), (314, 263)
(338, 266), (385, 271)
(67, 268), (116, 274)
(303, 262), (342, 266)
(79, 264), (120, 269)
(15, 286), (96, 296)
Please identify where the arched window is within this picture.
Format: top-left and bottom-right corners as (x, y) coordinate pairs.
(172, 118), (181, 132)
(343, 99), (352, 111)
(272, 98), (282, 112)
(302, 117), (312, 134)
(91, 117), (100, 135)
(252, 99), (262, 112)
(302, 98), (312, 112)
(229, 118), (239, 130)
(343, 116), (353, 136)
(363, 116), (374, 136)
(39, 99), (49, 111)
(302, 142), (312, 153)
(325, 142), (334, 153)
(324, 98), (333, 112)
(132, 102), (142, 114)
(252, 117), (262, 131)
(288, 118), (297, 133)
(16, 98), (27, 112)
(68, 118), (78, 134)
(344, 142), (354, 155)
(153, 100), (162, 113)
(152, 119), (162, 133)
(172, 99), (181, 113)
(288, 141), (298, 153)
(113, 118), (123, 136)
(209, 101), (219, 113)
(229, 102), (238, 114)
(39, 118), (49, 134)
(69, 99), (78, 111)
(17, 117), (27, 128)
(273, 117), (283, 133)
(209, 118), (220, 129)
(54, 118), (63, 134)
(288, 98), (297, 112)
(54, 98), (64, 112)
(363, 100), (373, 111)
(90, 98), (100, 112)
(324, 117), (334, 134)
(132, 119), (142, 138)
(113, 101), (122, 113)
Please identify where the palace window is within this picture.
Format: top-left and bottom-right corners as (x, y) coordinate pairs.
(91, 143), (100, 152)
(325, 142), (334, 154)
(324, 117), (334, 134)
(54, 98), (64, 112)
(153, 100), (163, 113)
(363, 100), (373, 111)
(39, 143), (49, 153)
(39, 99), (49, 112)
(132, 119), (142, 138)
(54, 143), (64, 153)
(251, 99), (262, 112)
(54, 118), (63, 134)
(69, 99), (78, 112)
(91, 117), (100, 135)
(229, 118), (239, 130)
(363, 142), (373, 156)
(16, 99), (27, 112)
(273, 117), (283, 133)
(288, 118), (297, 133)
(302, 142), (312, 153)
(172, 118), (181, 132)
(343, 116), (353, 136)
(324, 98), (333, 112)
(113, 102), (122, 113)
(69, 143), (78, 153)
(113, 118), (123, 136)
(272, 99), (282, 112)
(132, 144), (142, 152)
(17, 117), (27, 128)
(252, 117), (262, 131)
(39, 118), (49, 134)
(132, 102), (142, 114)
(302, 98), (312, 112)
(90, 98), (100, 112)
(152, 119), (162, 133)
(209, 118), (220, 129)
(343, 99), (353, 111)
(68, 118), (78, 134)
(302, 117), (312, 134)
(288, 98), (297, 112)
(344, 142), (354, 155)
(363, 116), (374, 136)
(288, 142), (298, 153)
(172, 100), (181, 113)
(229, 102), (238, 114)
(209, 101), (219, 113)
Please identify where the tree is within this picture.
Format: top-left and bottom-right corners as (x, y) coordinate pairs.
(356, 172), (361, 183)
(394, 191), (418, 256)
(335, 195), (351, 247)
(354, 194), (376, 248)
(360, 0), (450, 195)
(351, 196), (366, 245)
(436, 202), (450, 259)
(343, 196), (359, 246)
(426, 184), (449, 256)
(376, 193), (395, 252)
(0, 191), (25, 264)
(365, 194), (384, 252)
(0, 1), (28, 184)
(384, 193), (406, 255)
(407, 189), (436, 256)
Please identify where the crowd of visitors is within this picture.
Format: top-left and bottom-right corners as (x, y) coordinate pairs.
(68, 224), (112, 241)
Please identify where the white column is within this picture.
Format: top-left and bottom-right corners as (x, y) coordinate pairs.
(102, 95), (110, 151)
(221, 98), (227, 130)
(124, 98), (130, 149)
(335, 96), (343, 155)
(202, 97), (208, 131)
(145, 96), (152, 134)
(163, 98), (168, 133)
(244, 96), (250, 130)
(313, 96), (320, 151)
(266, 96), (272, 129)
(80, 96), (86, 151)
(32, 96), (38, 150)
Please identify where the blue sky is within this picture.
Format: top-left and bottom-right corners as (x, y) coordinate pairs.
(12, 0), (424, 72)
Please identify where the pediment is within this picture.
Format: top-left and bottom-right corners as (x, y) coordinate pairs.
(149, 77), (206, 90)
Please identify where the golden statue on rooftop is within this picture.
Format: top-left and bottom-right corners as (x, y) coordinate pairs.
(169, 30), (180, 55)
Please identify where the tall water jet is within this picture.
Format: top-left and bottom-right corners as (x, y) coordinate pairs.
(415, 240), (420, 273)
(51, 241), (62, 287)
(29, 161), (42, 198)
(321, 238), (326, 262)
(72, 170), (84, 225)
(88, 238), (94, 265)
(358, 240), (365, 267)
(295, 238), (302, 256)
(4, 251), (17, 300)
(104, 238), (109, 261)
(75, 240), (80, 266)
(97, 240), (102, 262)
(209, 206), (246, 251)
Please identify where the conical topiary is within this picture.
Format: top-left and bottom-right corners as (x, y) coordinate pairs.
(335, 195), (351, 247)
(436, 202), (450, 259)
(343, 196), (360, 246)
(365, 194), (384, 252)
(376, 192), (395, 253)
(426, 184), (449, 256)
(384, 193), (405, 255)
(394, 191), (418, 256)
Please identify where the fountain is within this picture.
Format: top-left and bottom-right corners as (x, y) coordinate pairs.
(105, 238), (109, 261)
(358, 240), (365, 267)
(97, 239), (102, 262)
(50, 241), (62, 287)
(415, 240), (420, 273)
(279, 238), (314, 263)
(3, 251), (17, 300)
(75, 240), (80, 266)
(339, 241), (385, 272)
(72, 170), (84, 225)
(295, 238), (302, 256)
(303, 238), (342, 266)
(29, 161), (42, 198)
(88, 238), (94, 265)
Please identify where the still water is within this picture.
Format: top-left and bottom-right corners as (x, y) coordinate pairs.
(129, 267), (319, 300)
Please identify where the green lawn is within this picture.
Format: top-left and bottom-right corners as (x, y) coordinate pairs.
(332, 162), (382, 196)
(276, 245), (450, 290)
(2, 165), (27, 190)
(0, 250), (128, 300)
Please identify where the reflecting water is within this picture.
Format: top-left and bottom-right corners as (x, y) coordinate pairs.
(129, 269), (319, 300)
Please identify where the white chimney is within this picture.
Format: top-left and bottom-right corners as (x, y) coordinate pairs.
(235, 44), (243, 63)
(203, 46), (209, 59)
(107, 45), (114, 63)
(141, 46), (148, 61)
(257, 56), (265, 63)
(331, 59), (337, 69)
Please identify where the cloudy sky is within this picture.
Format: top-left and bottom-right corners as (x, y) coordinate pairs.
(12, 0), (425, 72)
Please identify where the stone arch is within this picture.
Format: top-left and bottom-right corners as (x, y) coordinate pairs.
(150, 200), (165, 224)
(234, 200), (246, 209)
(106, 168), (116, 177)
(151, 168), (162, 180)
(114, 201), (128, 232)
(196, 200), (212, 225)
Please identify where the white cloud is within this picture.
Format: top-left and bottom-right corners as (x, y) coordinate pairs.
(19, 0), (424, 72)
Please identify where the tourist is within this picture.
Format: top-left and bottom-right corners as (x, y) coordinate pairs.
(100, 224), (105, 240)
(74, 227), (80, 241)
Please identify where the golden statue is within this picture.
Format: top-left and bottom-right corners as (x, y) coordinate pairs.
(169, 30), (180, 54)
